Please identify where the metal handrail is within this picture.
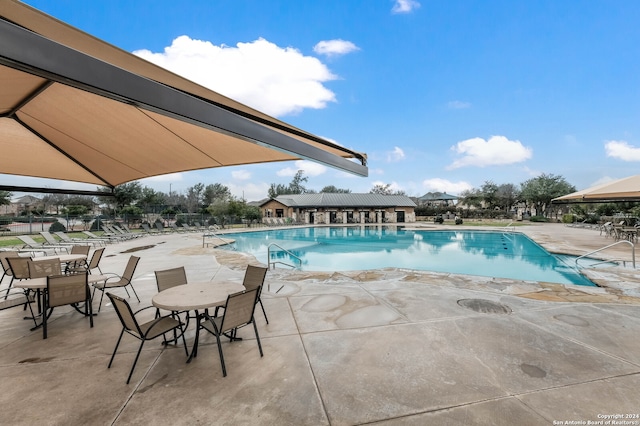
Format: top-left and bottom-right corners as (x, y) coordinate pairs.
(575, 240), (635, 269)
(267, 243), (302, 270)
(501, 221), (516, 232)
(202, 229), (234, 249)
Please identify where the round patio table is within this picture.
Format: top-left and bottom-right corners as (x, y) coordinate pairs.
(152, 282), (246, 362)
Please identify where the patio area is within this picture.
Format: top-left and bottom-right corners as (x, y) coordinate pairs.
(1, 223), (639, 425)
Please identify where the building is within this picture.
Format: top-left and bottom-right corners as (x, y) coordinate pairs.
(260, 193), (417, 224)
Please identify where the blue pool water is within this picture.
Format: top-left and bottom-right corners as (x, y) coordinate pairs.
(223, 226), (599, 286)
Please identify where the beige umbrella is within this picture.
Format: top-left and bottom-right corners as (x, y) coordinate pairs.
(552, 175), (640, 204)
(0, 1), (367, 196)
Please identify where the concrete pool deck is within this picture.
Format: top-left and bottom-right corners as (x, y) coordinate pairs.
(0, 222), (639, 425)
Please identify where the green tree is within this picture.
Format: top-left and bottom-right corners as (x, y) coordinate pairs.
(458, 188), (483, 210)
(97, 182), (142, 211)
(495, 183), (520, 212)
(480, 181), (499, 209)
(268, 170), (309, 198)
(137, 187), (165, 214)
(203, 183), (231, 205)
(370, 183), (393, 195)
(185, 183), (205, 213)
(0, 190), (12, 206)
(320, 185), (351, 193)
(520, 174), (576, 217)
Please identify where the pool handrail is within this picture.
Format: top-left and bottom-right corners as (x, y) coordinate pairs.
(501, 222), (516, 232)
(267, 243), (302, 270)
(575, 240), (635, 269)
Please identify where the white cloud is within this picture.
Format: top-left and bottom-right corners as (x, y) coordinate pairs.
(226, 181), (270, 201)
(231, 170), (251, 180)
(605, 140), (640, 161)
(447, 100), (471, 109)
(313, 39), (360, 57)
(135, 36), (337, 117)
(386, 146), (405, 162)
(422, 178), (472, 195)
(447, 135), (532, 169)
(276, 160), (328, 177)
(392, 0), (421, 14)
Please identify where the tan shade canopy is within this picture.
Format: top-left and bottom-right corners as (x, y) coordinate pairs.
(552, 175), (640, 204)
(0, 1), (367, 195)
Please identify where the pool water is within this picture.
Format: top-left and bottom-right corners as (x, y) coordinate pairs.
(224, 226), (599, 286)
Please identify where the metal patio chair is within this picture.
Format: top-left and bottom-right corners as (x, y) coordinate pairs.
(91, 255), (140, 312)
(106, 293), (188, 384)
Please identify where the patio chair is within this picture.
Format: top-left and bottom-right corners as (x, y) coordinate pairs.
(155, 266), (188, 293)
(0, 251), (17, 288)
(43, 272), (93, 339)
(64, 245), (91, 273)
(84, 247), (105, 275)
(227, 265), (269, 324)
(91, 255), (140, 312)
(199, 287), (263, 377)
(0, 254), (35, 313)
(106, 293), (188, 384)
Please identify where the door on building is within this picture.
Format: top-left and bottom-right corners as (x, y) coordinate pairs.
(396, 211), (405, 223)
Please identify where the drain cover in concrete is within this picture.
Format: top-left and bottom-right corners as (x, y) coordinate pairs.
(457, 298), (512, 314)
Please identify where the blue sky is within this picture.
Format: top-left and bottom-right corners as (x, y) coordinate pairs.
(13, 0), (640, 201)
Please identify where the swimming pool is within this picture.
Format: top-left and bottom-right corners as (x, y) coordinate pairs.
(223, 226), (599, 286)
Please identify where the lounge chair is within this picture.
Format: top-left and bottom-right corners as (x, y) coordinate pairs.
(82, 230), (119, 244)
(170, 223), (185, 233)
(17, 235), (69, 255)
(54, 231), (103, 247)
(140, 223), (160, 235)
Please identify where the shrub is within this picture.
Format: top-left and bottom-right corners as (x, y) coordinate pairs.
(455, 218), (463, 225)
(529, 215), (549, 223)
(49, 221), (66, 232)
(562, 214), (576, 224)
(434, 215), (444, 224)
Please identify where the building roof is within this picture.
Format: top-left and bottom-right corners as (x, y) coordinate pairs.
(418, 192), (458, 201)
(265, 193), (417, 208)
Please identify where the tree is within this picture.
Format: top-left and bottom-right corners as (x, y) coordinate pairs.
(320, 185), (351, 193)
(203, 183), (231, 205)
(185, 183), (205, 213)
(268, 170), (309, 198)
(97, 182), (142, 211)
(458, 188), (483, 210)
(480, 181), (499, 209)
(0, 190), (12, 206)
(520, 173), (576, 217)
(369, 183), (405, 195)
(495, 183), (520, 212)
(370, 184), (393, 195)
(137, 187), (165, 214)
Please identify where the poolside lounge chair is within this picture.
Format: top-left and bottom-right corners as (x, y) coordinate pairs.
(140, 223), (159, 235)
(54, 231), (103, 247)
(39, 231), (76, 248)
(82, 230), (119, 244)
(170, 223), (185, 233)
(17, 235), (69, 255)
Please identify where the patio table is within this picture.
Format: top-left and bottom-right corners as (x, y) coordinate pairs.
(152, 282), (245, 362)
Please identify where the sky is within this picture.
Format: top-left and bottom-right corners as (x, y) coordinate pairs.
(9, 0), (640, 201)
